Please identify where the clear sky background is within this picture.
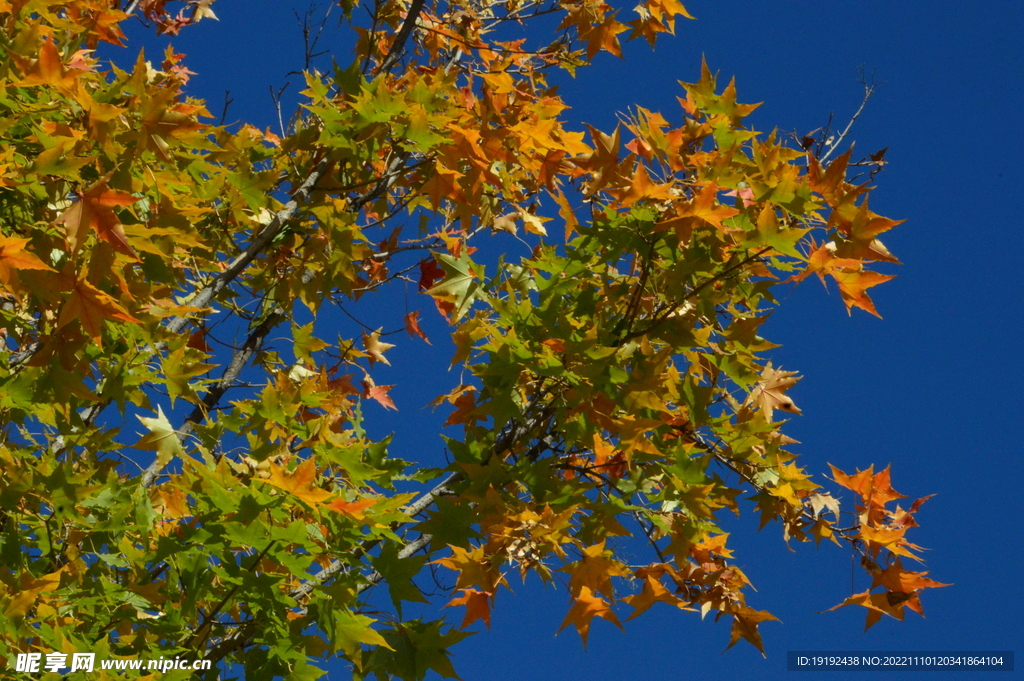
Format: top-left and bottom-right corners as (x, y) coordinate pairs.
(119, 1), (1023, 679)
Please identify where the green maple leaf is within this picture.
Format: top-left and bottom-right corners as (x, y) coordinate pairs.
(370, 542), (429, 616)
(162, 344), (214, 407)
(424, 253), (483, 321)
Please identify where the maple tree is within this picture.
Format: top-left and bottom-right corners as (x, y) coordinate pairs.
(0, 0), (946, 678)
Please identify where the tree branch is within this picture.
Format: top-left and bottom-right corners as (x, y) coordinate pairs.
(820, 77), (876, 163)
(376, 0), (426, 74)
(141, 309), (286, 487)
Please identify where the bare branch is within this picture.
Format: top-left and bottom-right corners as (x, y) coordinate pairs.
(376, 0), (427, 74)
(219, 90), (234, 126)
(141, 308), (286, 487)
(820, 71), (878, 163)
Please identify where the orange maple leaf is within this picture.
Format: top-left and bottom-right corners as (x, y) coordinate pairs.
(579, 12), (628, 59)
(420, 163), (464, 210)
(859, 525), (924, 561)
(263, 458), (333, 506)
(326, 497), (377, 520)
(725, 605), (780, 657)
(561, 540), (631, 600)
(54, 180), (139, 258)
(676, 183), (740, 233)
(592, 435), (627, 479)
(0, 235), (54, 289)
(434, 544), (505, 593)
(362, 380), (397, 410)
(56, 276), (139, 345)
(10, 38), (83, 91)
(558, 585), (623, 647)
(828, 463), (874, 499)
(830, 268), (896, 318)
(445, 589), (493, 629)
(404, 310), (430, 344)
(578, 123), (622, 196)
(829, 464), (906, 510)
(623, 573), (687, 620)
(871, 560), (951, 594)
(825, 589), (913, 631)
(793, 241), (895, 318)
(614, 163), (675, 207)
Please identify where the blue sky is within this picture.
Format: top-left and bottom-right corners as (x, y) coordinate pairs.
(121, 1), (1022, 679)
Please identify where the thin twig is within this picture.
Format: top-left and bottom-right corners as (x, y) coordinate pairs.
(820, 73), (877, 163)
(269, 83), (290, 139)
(219, 90), (234, 126)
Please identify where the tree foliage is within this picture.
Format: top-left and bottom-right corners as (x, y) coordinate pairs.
(0, 0), (945, 678)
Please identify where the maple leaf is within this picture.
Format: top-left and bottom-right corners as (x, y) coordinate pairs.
(445, 589), (492, 629)
(362, 328), (395, 366)
(561, 540), (631, 600)
(793, 241), (895, 317)
(831, 268), (896, 318)
(614, 163), (675, 207)
(4, 569), (64, 619)
(443, 391), (483, 427)
(558, 586), (624, 647)
(623, 573), (687, 620)
(579, 12), (628, 59)
(420, 163), (464, 210)
(725, 605), (779, 656)
(825, 589), (911, 631)
(162, 344), (213, 407)
(859, 524), (924, 561)
(829, 464), (906, 510)
(263, 458), (333, 506)
(578, 123), (622, 196)
(491, 213), (518, 235)
(434, 544), (505, 593)
(56, 276), (140, 345)
(135, 406), (186, 471)
(520, 210), (549, 236)
(326, 497), (377, 520)
(191, 0), (218, 21)
(404, 310), (431, 343)
(676, 183), (741, 233)
(745, 361), (801, 422)
(419, 257), (445, 291)
(424, 252), (481, 322)
(53, 180), (139, 259)
(362, 378), (398, 410)
(10, 38), (83, 91)
(0, 235), (54, 290)
(806, 492), (841, 520)
(872, 560), (951, 594)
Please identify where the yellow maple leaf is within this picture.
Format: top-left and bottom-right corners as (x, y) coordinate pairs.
(745, 361), (801, 422)
(362, 328), (395, 366)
